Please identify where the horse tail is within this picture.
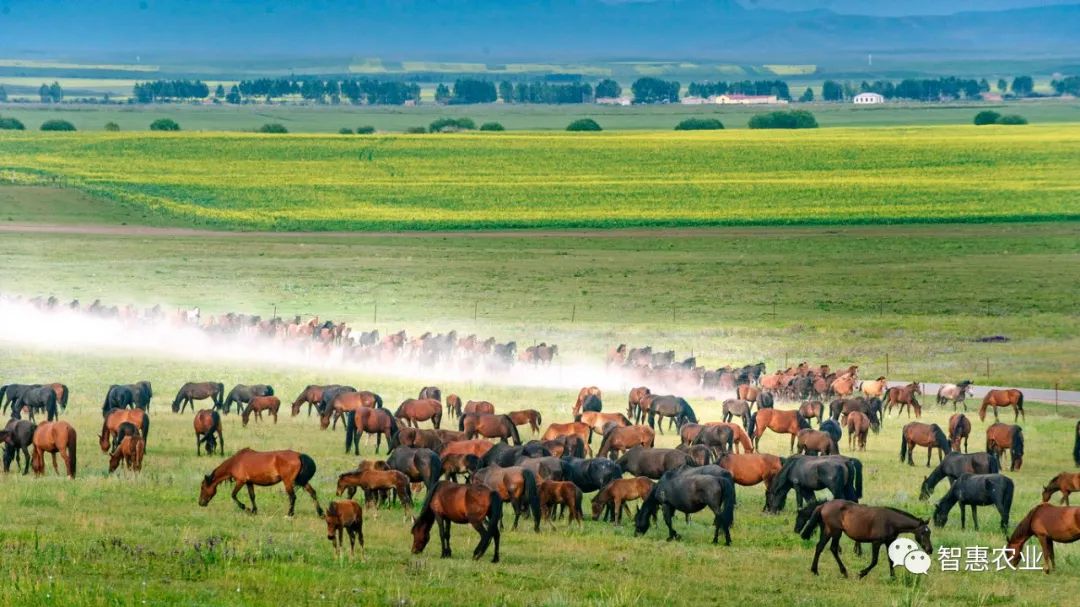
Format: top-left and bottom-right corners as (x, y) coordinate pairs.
(0, 385), (6, 402)
(374, 393), (383, 409)
(215, 383), (225, 409)
(719, 476), (736, 535)
(1001, 477), (1014, 530)
(1074, 421), (1080, 467)
(425, 451), (442, 492)
(141, 414), (150, 443)
(899, 428), (908, 462)
(1016, 392), (1024, 416)
(849, 458), (863, 501)
(296, 453), (318, 487)
(506, 416), (522, 446)
(799, 503), (824, 540)
(344, 410), (356, 454)
(523, 469), (541, 532)
(1011, 427), (1024, 468)
(458, 412), (466, 432)
(475, 490), (502, 557)
(67, 427), (78, 478)
(206, 410), (221, 445)
(987, 451), (1001, 474)
(58, 385), (68, 409)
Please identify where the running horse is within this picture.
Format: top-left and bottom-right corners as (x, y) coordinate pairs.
(1005, 503), (1080, 573)
(979, 389), (1025, 422)
(411, 481), (502, 562)
(883, 382), (922, 418)
(198, 448), (323, 516)
(900, 422), (951, 467)
(172, 382), (225, 414)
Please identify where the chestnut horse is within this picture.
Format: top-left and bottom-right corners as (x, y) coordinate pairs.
(573, 387), (602, 418)
(445, 394), (463, 419)
(108, 435), (145, 473)
(884, 382), (922, 418)
(751, 409), (810, 452)
(1005, 503), (1080, 572)
(325, 499), (364, 558)
(193, 409), (223, 455)
(344, 408), (399, 455)
(797, 429), (838, 456)
(979, 389), (1025, 422)
(291, 384), (333, 417)
(948, 413), (971, 453)
(336, 468), (413, 509)
(628, 386), (651, 425)
(471, 466), (541, 531)
(1043, 472), (1080, 505)
(591, 477), (654, 524)
(464, 400), (495, 416)
(32, 421), (77, 478)
(321, 390), (382, 430)
(461, 414), (521, 445)
(440, 439), (496, 461)
(411, 481), (502, 562)
(395, 398), (443, 429)
(538, 480), (583, 527)
(717, 452), (782, 489)
(985, 423), (1024, 471)
(596, 425), (655, 459)
(172, 382), (224, 414)
(198, 448), (323, 516)
(242, 396), (280, 426)
(830, 376), (857, 399)
(505, 409), (543, 435)
(799, 401), (824, 424)
(845, 411), (870, 452)
(578, 412), (631, 442)
(900, 422), (951, 467)
(99, 408), (150, 453)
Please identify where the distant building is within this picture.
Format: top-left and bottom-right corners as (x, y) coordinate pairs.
(714, 94), (786, 105)
(596, 96), (632, 106)
(853, 92), (885, 105)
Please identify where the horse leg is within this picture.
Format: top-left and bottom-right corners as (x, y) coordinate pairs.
(247, 482), (259, 514)
(662, 504), (680, 541)
(830, 534), (848, 577)
(857, 542), (881, 579)
(303, 482), (323, 516)
(231, 481), (248, 511)
(1037, 537), (1053, 572)
(960, 504), (966, 529)
(810, 531), (830, 575)
(1062, 490), (1070, 506)
(926, 447), (932, 468)
(50, 452), (59, 475)
(438, 516), (452, 558)
(20, 446), (30, 475)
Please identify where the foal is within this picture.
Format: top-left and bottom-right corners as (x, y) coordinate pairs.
(325, 499), (364, 558)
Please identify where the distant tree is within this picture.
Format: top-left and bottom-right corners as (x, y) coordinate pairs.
(257, 123), (288, 133)
(0, 85), (7, 102)
(566, 118), (602, 131)
(479, 121), (505, 131)
(338, 127), (354, 134)
(214, 84), (225, 98)
(978, 78), (990, 93)
(0, 116), (25, 130)
(1051, 76), (1080, 96)
(104, 121), (120, 131)
(996, 114), (1027, 125)
(973, 110), (1002, 125)
(226, 85), (242, 104)
(39, 83), (51, 103)
(40, 119), (76, 131)
(996, 78), (1007, 92)
(449, 79), (497, 104)
(674, 118), (724, 130)
(595, 78), (622, 99)
(149, 118), (180, 131)
(355, 125), (376, 134)
(429, 117), (476, 132)
(498, 81), (513, 103)
(748, 110), (818, 129)
(1011, 76), (1034, 96)
(799, 87), (814, 102)
(631, 78), (679, 104)
(821, 80), (844, 101)
(434, 84), (451, 103)
(48, 82), (64, 103)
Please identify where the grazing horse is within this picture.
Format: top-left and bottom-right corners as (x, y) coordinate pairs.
(336, 468), (413, 509)
(442, 453), (481, 483)
(646, 395), (697, 433)
(471, 466), (541, 532)
(919, 452), (1001, 500)
(463, 401), (496, 416)
(505, 410), (543, 435)
(396, 398), (443, 429)
(242, 396), (280, 426)
(387, 447), (442, 491)
(596, 425), (656, 459)
(441, 439), (496, 462)
(1043, 472), (1080, 505)
(717, 452), (782, 490)
(343, 408), (399, 455)
(634, 468), (736, 545)
(460, 414), (522, 445)
(932, 473), (1014, 531)
(985, 423), (1024, 471)
(1005, 504), (1080, 573)
(721, 399), (753, 430)
(391, 427), (446, 452)
(798, 500), (931, 578)
(411, 481), (502, 563)
(223, 384), (274, 415)
(751, 409), (810, 452)
(325, 500), (364, 558)
(900, 422), (951, 467)
(614, 447), (691, 479)
(573, 387), (602, 418)
(559, 457), (622, 493)
(172, 382), (224, 414)
(291, 384), (334, 417)
(765, 455), (862, 513)
(937, 381), (974, 410)
(193, 409), (223, 455)
(99, 408), (150, 453)
(691, 425), (735, 454)
(979, 389), (1025, 422)
(948, 413), (972, 453)
(578, 412), (631, 442)
(537, 480), (582, 526)
(884, 382), (922, 418)
(542, 435), (586, 459)
(31, 421), (77, 478)
(592, 477), (655, 524)
(12, 385), (59, 422)
(419, 386), (442, 404)
(445, 394), (463, 420)
(102, 384), (135, 414)
(797, 429), (838, 456)
(628, 387), (651, 425)
(198, 448), (323, 516)
(0, 418), (36, 474)
(846, 411), (870, 451)
(108, 435), (146, 474)
(0, 384), (35, 410)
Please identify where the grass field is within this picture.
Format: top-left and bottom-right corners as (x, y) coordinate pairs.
(1, 125), (1078, 231)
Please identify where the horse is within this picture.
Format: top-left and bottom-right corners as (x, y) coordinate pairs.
(830, 376), (857, 399)
(335, 468), (413, 509)
(932, 473), (1014, 531)
(440, 439), (497, 462)
(596, 425), (655, 459)
(751, 409), (810, 452)
(419, 386), (442, 404)
(537, 480), (582, 527)
(460, 414), (521, 445)
(900, 422), (951, 467)
(558, 457), (622, 493)
(291, 384), (334, 417)
(46, 383), (70, 411)
(193, 409), (223, 455)
(445, 394), (463, 419)
(592, 477), (654, 524)
(344, 408), (399, 455)
(845, 411), (870, 452)
(645, 395), (697, 433)
(919, 451), (1001, 500)
(573, 387), (602, 418)
(541, 435), (586, 459)
(1005, 503), (1080, 573)
(500, 409), (542, 436)
(883, 382), (922, 418)
(99, 408), (150, 453)
(721, 399), (753, 430)
(797, 429), (838, 456)
(386, 447), (442, 491)
(411, 481), (502, 563)
(396, 398), (443, 429)
(937, 381), (974, 410)
(325, 500), (364, 558)
(12, 385), (59, 422)
(0, 418), (36, 474)
(102, 384), (135, 415)
(472, 466), (541, 532)
(765, 455), (862, 513)
(860, 377), (888, 399)
(979, 389), (1025, 422)
(0, 384), (35, 410)
(691, 425), (735, 455)
(198, 448), (323, 516)
(172, 382), (225, 414)
(798, 500), (931, 578)
(321, 390), (382, 431)
(1043, 472), (1080, 505)
(614, 447), (691, 479)
(705, 422), (754, 453)
(241, 396), (280, 426)
(108, 435), (146, 474)
(985, 423), (1024, 471)
(462, 400), (496, 417)
(126, 381), (152, 411)
(31, 421), (77, 478)
(391, 427), (445, 452)
(442, 453), (482, 483)
(1074, 420), (1080, 467)
(799, 400), (824, 424)
(223, 384), (274, 415)
(628, 386), (651, 425)
(577, 412), (631, 442)
(634, 468), (736, 545)
(717, 452), (783, 490)
(829, 397), (881, 431)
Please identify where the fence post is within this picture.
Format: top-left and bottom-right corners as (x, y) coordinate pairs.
(985, 357), (990, 379)
(885, 353), (890, 375)
(1055, 381), (1059, 415)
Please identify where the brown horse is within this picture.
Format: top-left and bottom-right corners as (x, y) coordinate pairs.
(830, 376), (857, 399)
(705, 422), (754, 453)
(737, 385), (760, 403)
(344, 408), (399, 455)
(440, 439), (496, 460)
(172, 382), (224, 414)
(1006, 503), (1080, 572)
(108, 435), (145, 473)
(578, 412), (631, 441)
(538, 480), (583, 527)
(199, 448), (323, 516)
(336, 468), (413, 509)
(442, 453), (481, 483)
(541, 422), (591, 445)
(985, 423), (1024, 471)
(948, 413), (972, 453)
(325, 499), (364, 558)
(799, 499), (931, 578)
(193, 409), (223, 455)
(395, 398), (443, 429)
(900, 422), (951, 467)
(445, 394), (463, 419)
(393, 427), (445, 452)
(596, 425), (655, 459)
(242, 396), (280, 426)
(799, 401), (824, 424)
(884, 382), (922, 418)
(472, 466), (541, 531)
(573, 387), (602, 418)
(592, 477), (654, 524)
(860, 377), (888, 398)
(411, 481), (502, 562)
(797, 429), (839, 456)
(460, 414), (521, 445)
(845, 411), (870, 452)
(291, 384), (331, 417)
(99, 408), (150, 453)
(751, 409), (810, 452)
(979, 389), (1025, 422)
(464, 400), (496, 416)
(717, 452), (782, 489)
(1043, 473), (1080, 505)
(31, 421), (77, 478)
(505, 410), (543, 435)
(628, 386), (651, 424)
(321, 391), (382, 430)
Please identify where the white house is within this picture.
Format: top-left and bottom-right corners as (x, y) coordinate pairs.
(853, 92), (885, 105)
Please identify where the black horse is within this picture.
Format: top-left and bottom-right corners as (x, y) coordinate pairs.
(829, 397), (882, 431)
(919, 451), (1001, 500)
(125, 381), (153, 410)
(222, 384), (275, 415)
(580, 394), (602, 415)
(387, 446), (442, 492)
(102, 384), (135, 415)
(646, 395), (697, 433)
(615, 447), (693, 479)
(0, 418), (35, 474)
(765, 455), (862, 513)
(482, 442), (551, 468)
(0, 384), (34, 410)
(634, 466), (736, 545)
(559, 457), (622, 493)
(932, 473), (1014, 531)
(12, 386), (58, 422)
(819, 419), (843, 445)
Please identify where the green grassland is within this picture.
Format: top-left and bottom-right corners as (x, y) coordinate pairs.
(0, 125), (1078, 231)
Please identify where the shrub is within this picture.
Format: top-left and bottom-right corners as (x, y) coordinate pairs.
(747, 110), (818, 129)
(996, 114), (1028, 125)
(674, 118), (724, 131)
(338, 128), (354, 135)
(429, 117), (476, 133)
(0, 116), (26, 130)
(566, 118), (602, 132)
(104, 122), (120, 132)
(149, 118), (180, 131)
(974, 110), (1002, 125)
(40, 119), (76, 131)
(355, 126), (376, 134)
(257, 123), (288, 134)
(479, 122), (505, 131)
(404, 126), (427, 134)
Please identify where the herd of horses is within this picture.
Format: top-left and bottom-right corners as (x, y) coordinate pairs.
(2, 361), (1078, 576)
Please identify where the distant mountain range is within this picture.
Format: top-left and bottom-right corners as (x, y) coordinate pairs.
(0, 0), (1078, 63)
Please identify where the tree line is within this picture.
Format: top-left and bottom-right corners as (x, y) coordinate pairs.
(820, 75), (1040, 101)
(687, 80), (791, 100)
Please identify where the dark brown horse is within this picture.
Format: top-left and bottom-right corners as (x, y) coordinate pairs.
(460, 414), (521, 445)
(172, 382), (224, 414)
(325, 499), (364, 558)
(751, 409), (810, 452)
(392, 427), (445, 452)
(985, 423), (1024, 471)
(344, 408), (399, 454)
(948, 413), (972, 452)
(798, 499), (931, 578)
(198, 448), (322, 516)
(194, 409), (223, 455)
(1043, 472), (1080, 505)
(979, 389), (1025, 422)
(505, 409), (543, 435)
(900, 422), (951, 467)
(411, 481), (502, 562)
(396, 398), (443, 429)
(445, 394), (463, 419)
(705, 422), (754, 453)
(1005, 503), (1080, 572)
(799, 400), (825, 424)
(797, 429), (838, 456)
(31, 421), (77, 478)
(99, 408), (150, 453)
(721, 399), (753, 430)
(884, 382), (922, 418)
(291, 384), (333, 417)
(242, 396), (280, 426)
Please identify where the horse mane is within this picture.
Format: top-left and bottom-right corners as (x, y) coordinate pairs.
(933, 425), (950, 452)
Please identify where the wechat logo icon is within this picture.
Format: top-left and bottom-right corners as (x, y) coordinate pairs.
(889, 538), (931, 574)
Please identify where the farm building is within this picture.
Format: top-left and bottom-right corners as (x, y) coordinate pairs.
(714, 94), (787, 105)
(853, 92), (885, 104)
(596, 96), (632, 106)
